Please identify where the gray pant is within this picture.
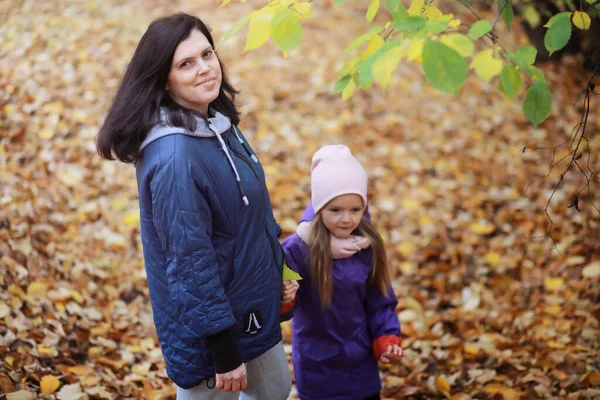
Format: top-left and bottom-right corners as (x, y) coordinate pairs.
(176, 341), (292, 400)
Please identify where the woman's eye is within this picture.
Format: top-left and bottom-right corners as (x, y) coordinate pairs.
(203, 50), (213, 58)
(181, 61), (192, 68)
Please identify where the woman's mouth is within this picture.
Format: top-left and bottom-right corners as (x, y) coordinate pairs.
(197, 77), (216, 87)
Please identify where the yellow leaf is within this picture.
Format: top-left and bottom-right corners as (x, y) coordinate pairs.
(400, 261), (417, 275)
(141, 337), (156, 350)
(132, 362), (152, 376)
(405, 38), (424, 62)
(294, 2), (312, 19)
(468, 220), (495, 235)
(38, 346), (54, 356)
(220, 0), (232, 6)
(40, 375), (61, 394)
(484, 252), (502, 267)
(440, 34), (474, 57)
(425, 6), (444, 20)
(124, 211), (140, 227)
(42, 102), (64, 114)
(362, 34), (385, 60)
(408, 0), (425, 16)
(366, 0), (380, 22)
(544, 277), (564, 291)
(449, 18), (461, 28)
(470, 49), (504, 81)
(88, 347), (102, 359)
(548, 340), (566, 349)
(342, 79), (356, 100)
(435, 376), (451, 398)
(68, 366), (92, 376)
(27, 281), (48, 298)
(245, 7), (275, 51)
(129, 345), (144, 353)
(37, 128), (55, 140)
(5, 356), (14, 367)
(69, 289), (84, 304)
(396, 242), (416, 257)
(402, 198), (420, 211)
(463, 343), (479, 355)
(572, 11), (591, 30)
(372, 46), (403, 88)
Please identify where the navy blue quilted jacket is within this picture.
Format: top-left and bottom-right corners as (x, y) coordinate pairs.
(135, 111), (284, 388)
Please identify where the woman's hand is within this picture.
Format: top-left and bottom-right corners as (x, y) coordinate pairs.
(379, 344), (404, 363)
(281, 280), (299, 304)
(215, 363), (247, 392)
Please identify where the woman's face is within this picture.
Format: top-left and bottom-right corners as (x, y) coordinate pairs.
(320, 194), (365, 239)
(166, 29), (222, 114)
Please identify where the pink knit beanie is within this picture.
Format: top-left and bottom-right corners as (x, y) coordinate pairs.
(311, 145), (368, 214)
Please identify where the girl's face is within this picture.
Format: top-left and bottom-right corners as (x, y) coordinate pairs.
(320, 194), (365, 239)
(166, 29), (222, 115)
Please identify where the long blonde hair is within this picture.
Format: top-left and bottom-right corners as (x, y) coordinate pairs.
(309, 213), (391, 308)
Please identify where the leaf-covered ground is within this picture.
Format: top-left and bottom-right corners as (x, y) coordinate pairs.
(1, 0), (599, 399)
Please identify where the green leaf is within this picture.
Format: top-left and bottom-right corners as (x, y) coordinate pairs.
(283, 263), (302, 280)
(334, 75), (352, 93)
(345, 26), (383, 53)
(421, 20), (449, 35)
(469, 20), (492, 39)
(339, 54), (362, 77)
(271, 8), (303, 52)
(387, 0), (409, 20)
(497, 0), (513, 31)
(439, 33), (474, 57)
(357, 40), (401, 86)
(334, 0), (346, 3)
(544, 11), (572, 28)
(422, 39), (468, 95)
(523, 81), (551, 126)
(457, 0), (468, 4)
(528, 66), (547, 83)
(499, 65), (522, 99)
(220, 15), (250, 45)
(544, 14), (572, 55)
(220, 0), (232, 6)
(366, 0), (380, 22)
(393, 16), (427, 32)
(517, 45), (537, 65)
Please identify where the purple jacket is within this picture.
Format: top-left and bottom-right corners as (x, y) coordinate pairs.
(281, 204), (400, 400)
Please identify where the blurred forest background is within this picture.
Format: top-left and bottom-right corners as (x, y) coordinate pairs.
(1, 0), (599, 398)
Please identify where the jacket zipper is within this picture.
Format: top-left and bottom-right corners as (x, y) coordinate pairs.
(228, 141), (282, 276)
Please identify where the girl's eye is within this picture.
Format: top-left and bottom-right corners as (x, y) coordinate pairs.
(352, 208), (362, 212)
(330, 208), (340, 213)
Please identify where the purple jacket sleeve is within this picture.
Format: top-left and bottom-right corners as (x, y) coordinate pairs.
(299, 203), (371, 222)
(366, 284), (400, 340)
(280, 235), (306, 322)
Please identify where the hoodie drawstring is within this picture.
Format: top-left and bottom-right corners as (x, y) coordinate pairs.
(209, 125), (250, 206)
(233, 126), (259, 164)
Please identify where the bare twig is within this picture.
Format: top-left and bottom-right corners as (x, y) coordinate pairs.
(523, 61), (600, 252)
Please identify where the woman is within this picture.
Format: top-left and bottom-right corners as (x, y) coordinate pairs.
(96, 13), (294, 399)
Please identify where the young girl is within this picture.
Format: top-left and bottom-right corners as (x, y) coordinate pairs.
(281, 145), (403, 400)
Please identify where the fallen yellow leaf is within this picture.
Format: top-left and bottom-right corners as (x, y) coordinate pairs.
(40, 375), (61, 394)
(435, 375), (451, 398)
(544, 277), (564, 291)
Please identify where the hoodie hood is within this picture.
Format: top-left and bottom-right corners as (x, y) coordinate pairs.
(139, 109), (232, 151)
(139, 108), (258, 206)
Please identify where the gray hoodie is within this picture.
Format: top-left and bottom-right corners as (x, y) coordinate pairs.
(139, 109), (258, 206)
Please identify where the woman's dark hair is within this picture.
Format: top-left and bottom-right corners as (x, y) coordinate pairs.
(96, 13), (240, 163)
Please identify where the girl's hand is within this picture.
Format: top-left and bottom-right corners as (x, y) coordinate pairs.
(281, 280), (299, 304)
(379, 344), (404, 363)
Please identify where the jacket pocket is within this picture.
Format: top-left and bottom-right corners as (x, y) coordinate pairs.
(296, 342), (342, 396)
